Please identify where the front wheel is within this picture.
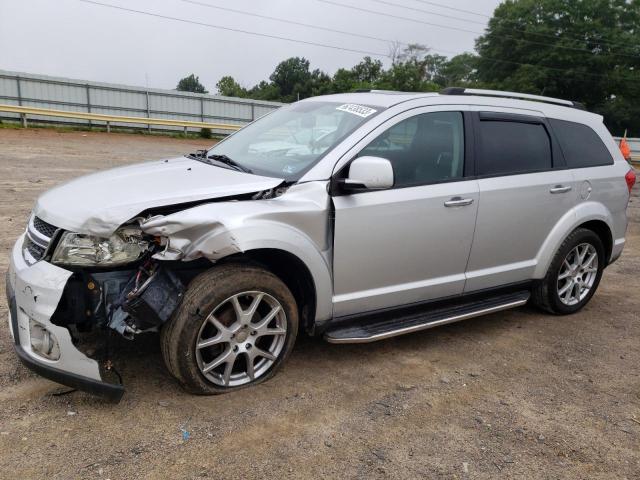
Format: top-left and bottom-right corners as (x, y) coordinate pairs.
(161, 264), (298, 394)
(532, 228), (605, 315)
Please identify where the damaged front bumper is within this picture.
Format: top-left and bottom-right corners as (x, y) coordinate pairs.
(6, 234), (124, 402)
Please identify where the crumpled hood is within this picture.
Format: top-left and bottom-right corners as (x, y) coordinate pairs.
(34, 157), (283, 237)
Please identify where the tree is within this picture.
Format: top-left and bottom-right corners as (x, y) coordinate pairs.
(352, 57), (383, 84)
(215, 76), (247, 98)
(377, 62), (439, 92)
(377, 44), (440, 92)
(211, 45), (470, 102)
(176, 74), (208, 94)
(423, 54), (448, 87)
(395, 43), (430, 65)
(269, 57), (313, 102)
(475, 0), (640, 135)
(307, 69), (334, 97)
(248, 80), (280, 101)
(332, 68), (358, 93)
(388, 41), (404, 66)
(439, 53), (479, 87)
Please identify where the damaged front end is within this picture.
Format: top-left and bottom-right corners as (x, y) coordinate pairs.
(7, 218), (195, 403)
(48, 238), (199, 386)
(49, 221), (189, 334)
(8, 180), (332, 402)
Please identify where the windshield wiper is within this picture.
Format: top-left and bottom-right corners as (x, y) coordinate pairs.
(186, 151), (252, 173)
(206, 154), (253, 173)
(186, 149), (207, 159)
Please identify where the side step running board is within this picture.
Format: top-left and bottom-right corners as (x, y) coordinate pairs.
(324, 291), (530, 344)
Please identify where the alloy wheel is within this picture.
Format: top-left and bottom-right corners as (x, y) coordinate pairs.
(195, 291), (287, 387)
(556, 243), (599, 306)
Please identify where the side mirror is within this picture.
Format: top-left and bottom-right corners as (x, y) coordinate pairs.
(342, 156), (394, 191)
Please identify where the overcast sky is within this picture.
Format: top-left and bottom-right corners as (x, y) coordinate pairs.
(0, 0), (501, 93)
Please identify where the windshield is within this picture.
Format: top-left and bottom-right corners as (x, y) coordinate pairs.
(205, 101), (383, 180)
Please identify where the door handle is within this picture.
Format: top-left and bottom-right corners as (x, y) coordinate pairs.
(444, 196), (474, 207)
(550, 185), (572, 194)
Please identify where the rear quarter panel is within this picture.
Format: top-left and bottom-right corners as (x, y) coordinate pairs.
(533, 163), (630, 278)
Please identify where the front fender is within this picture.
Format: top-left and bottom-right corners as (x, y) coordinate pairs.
(190, 221), (333, 321)
(141, 182), (334, 321)
(533, 201), (614, 278)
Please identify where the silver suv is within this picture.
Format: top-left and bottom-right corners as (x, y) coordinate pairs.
(6, 88), (636, 401)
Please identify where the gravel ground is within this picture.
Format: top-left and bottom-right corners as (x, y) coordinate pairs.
(0, 128), (638, 479)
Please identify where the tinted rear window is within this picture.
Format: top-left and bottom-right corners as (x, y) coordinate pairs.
(478, 121), (552, 176)
(549, 119), (613, 168)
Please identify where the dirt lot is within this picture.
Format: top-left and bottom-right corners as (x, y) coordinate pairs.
(0, 128), (638, 479)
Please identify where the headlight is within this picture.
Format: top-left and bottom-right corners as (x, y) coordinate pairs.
(51, 227), (151, 266)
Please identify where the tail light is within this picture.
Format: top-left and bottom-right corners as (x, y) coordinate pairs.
(626, 168), (636, 194)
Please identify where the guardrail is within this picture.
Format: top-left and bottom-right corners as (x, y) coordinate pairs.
(0, 104), (243, 134)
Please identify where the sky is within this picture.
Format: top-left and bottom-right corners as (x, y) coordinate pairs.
(0, 0), (501, 93)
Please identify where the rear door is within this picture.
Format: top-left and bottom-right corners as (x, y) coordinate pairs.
(464, 111), (577, 292)
(332, 107), (479, 317)
(548, 119), (626, 249)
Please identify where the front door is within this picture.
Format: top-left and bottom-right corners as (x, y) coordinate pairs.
(332, 109), (479, 317)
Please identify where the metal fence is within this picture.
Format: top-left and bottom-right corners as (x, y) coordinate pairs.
(0, 70), (283, 133)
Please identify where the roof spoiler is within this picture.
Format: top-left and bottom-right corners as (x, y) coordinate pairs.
(440, 87), (586, 110)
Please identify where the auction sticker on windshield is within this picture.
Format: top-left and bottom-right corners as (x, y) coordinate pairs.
(336, 104), (377, 118)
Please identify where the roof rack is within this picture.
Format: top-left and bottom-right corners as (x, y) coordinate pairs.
(440, 87), (586, 110)
(352, 89), (435, 95)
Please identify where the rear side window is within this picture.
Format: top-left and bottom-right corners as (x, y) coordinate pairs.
(478, 120), (552, 176)
(549, 119), (613, 168)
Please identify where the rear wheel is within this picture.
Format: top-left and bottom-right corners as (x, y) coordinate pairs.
(161, 264), (298, 394)
(532, 228), (605, 315)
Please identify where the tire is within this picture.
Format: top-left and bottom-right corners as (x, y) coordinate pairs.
(532, 228), (605, 315)
(161, 263), (298, 394)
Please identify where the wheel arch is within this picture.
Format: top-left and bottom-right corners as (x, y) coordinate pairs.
(205, 226), (333, 328)
(534, 202), (615, 278)
(221, 248), (319, 335)
(146, 215), (334, 326)
(576, 219), (613, 264)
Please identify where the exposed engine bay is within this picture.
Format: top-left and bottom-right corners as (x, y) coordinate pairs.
(104, 262), (185, 339)
(50, 245), (201, 342)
